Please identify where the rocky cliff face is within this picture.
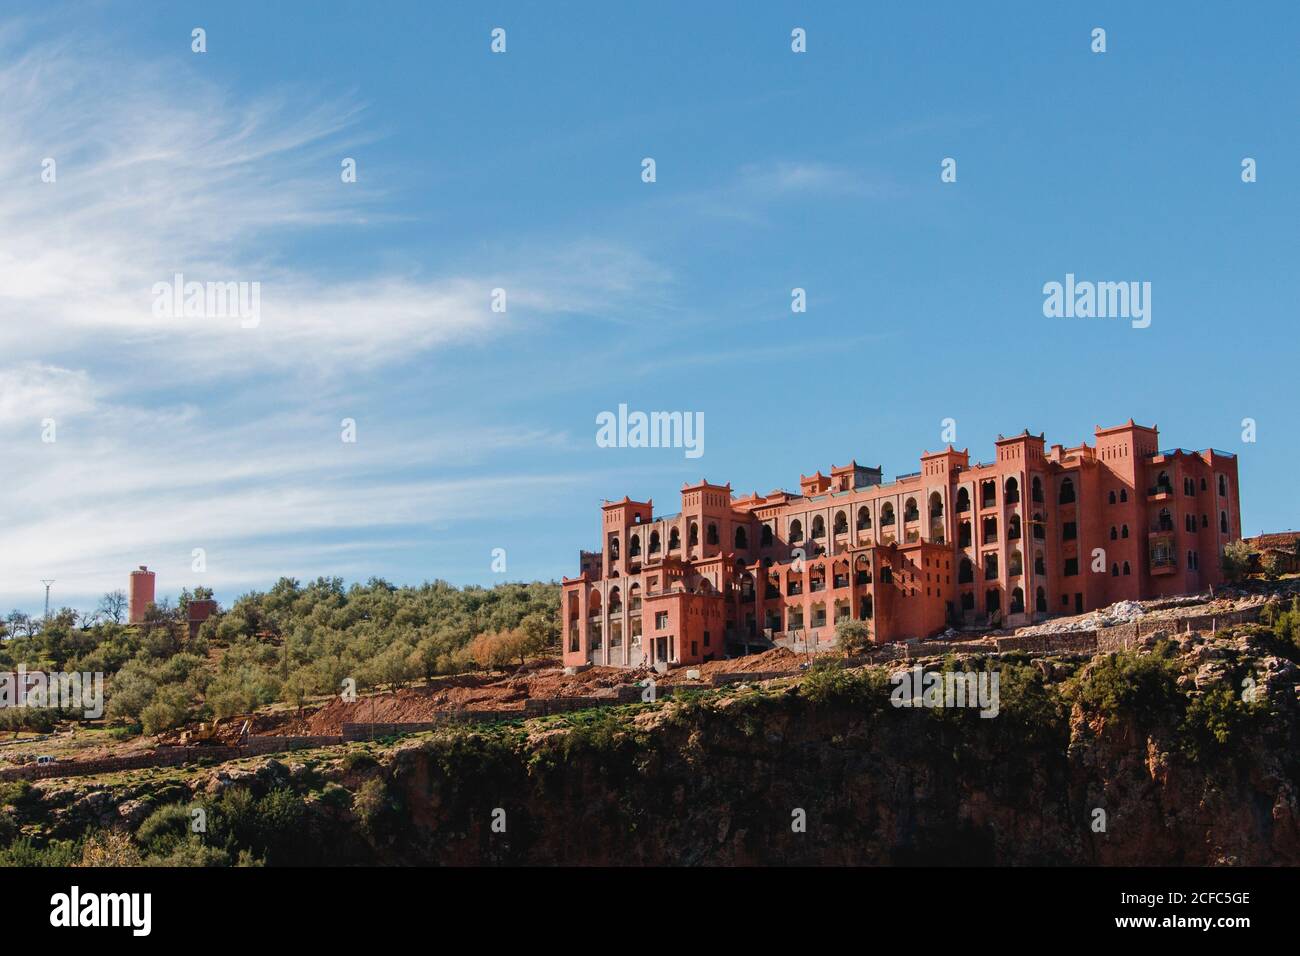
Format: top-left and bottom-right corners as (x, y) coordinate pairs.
(17, 625), (1300, 866)
(369, 627), (1300, 866)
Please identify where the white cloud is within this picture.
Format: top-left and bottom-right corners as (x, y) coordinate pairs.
(0, 363), (96, 427)
(0, 29), (667, 374)
(0, 23), (672, 612)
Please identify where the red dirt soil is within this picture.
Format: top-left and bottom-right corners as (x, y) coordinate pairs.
(270, 649), (807, 736)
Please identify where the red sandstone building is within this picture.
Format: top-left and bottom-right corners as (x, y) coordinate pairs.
(561, 421), (1242, 668)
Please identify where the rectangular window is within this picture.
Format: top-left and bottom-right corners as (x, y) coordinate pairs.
(655, 611), (668, 629)
(1064, 557), (1079, 576)
(703, 630), (711, 647)
(1063, 521), (1077, 541)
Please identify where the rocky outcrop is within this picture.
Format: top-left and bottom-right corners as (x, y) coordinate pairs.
(13, 626), (1299, 866)
(366, 628), (1300, 865)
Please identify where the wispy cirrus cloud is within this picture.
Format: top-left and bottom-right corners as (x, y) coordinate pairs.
(0, 28), (668, 375)
(0, 23), (669, 610)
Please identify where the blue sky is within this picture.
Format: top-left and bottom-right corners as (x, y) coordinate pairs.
(1, 1), (1297, 615)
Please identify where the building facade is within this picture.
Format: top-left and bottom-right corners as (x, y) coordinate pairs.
(560, 420), (1242, 669)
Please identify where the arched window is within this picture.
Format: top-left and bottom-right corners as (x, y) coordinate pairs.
(1032, 476), (1044, 503)
(1219, 475), (1227, 496)
(1008, 514), (1022, 540)
(1220, 511), (1228, 533)
(881, 503), (896, 526)
(958, 558), (973, 584)
(629, 534), (641, 557)
(1033, 513), (1046, 539)
(734, 526), (748, 549)
(1111, 563), (1119, 577)
(1108, 490), (1116, 505)
(981, 480), (997, 509)
(1059, 478), (1075, 504)
(983, 516), (998, 544)
(1009, 550), (1023, 576)
(1121, 524), (1129, 539)
(649, 530), (661, 554)
(811, 516), (826, 539)
(1005, 477), (1019, 503)
(1120, 488), (1128, 503)
(833, 511), (848, 535)
(707, 523), (719, 545)
(608, 536), (620, 560)
(1122, 561), (1131, 576)
(789, 519), (804, 544)
(1035, 587), (1047, 612)
(761, 524), (773, 547)
(1109, 526), (1117, 540)
(961, 592), (975, 611)
(667, 527), (679, 550)
(959, 520), (972, 547)
(1034, 552), (1046, 575)
(985, 589), (1001, 614)
(956, 488), (970, 513)
(903, 498), (919, 522)
(857, 506), (872, 530)
(689, 522), (699, 547)
(1010, 587), (1025, 614)
(608, 587), (622, 612)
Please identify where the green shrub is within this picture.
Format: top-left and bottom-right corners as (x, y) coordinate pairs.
(354, 778), (395, 836)
(145, 837), (231, 867)
(799, 659), (888, 708)
(834, 619), (873, 656)
(1069, 642), (1183, 725)
(135, 802), (192, 854)
(319, 782), (353, 810)
(0, 837), (82, 867)
(341, 751), (378, 773)
(1182, 683), (1264, 762)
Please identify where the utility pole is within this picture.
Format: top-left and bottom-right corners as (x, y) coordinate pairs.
(40, 580), (55, 621)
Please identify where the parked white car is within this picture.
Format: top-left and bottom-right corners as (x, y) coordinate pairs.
(35, 755), (56, 766)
